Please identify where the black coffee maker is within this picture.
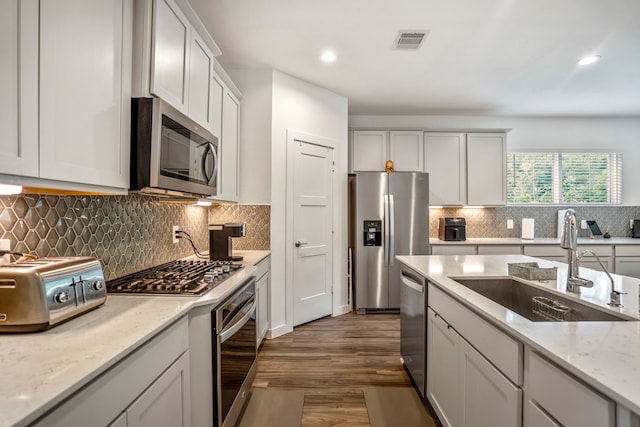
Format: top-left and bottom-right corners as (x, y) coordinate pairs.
(209, 223), (245, 261)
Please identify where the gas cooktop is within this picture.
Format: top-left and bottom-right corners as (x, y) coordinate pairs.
(106, 259), (243, 295)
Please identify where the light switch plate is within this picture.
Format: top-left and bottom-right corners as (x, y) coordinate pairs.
(581, 220), (588, 229)
(631, 219), (634, 229)
(507, 219), (514, 229)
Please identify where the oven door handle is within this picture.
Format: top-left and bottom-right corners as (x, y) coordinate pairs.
(220, 298), (256, 344)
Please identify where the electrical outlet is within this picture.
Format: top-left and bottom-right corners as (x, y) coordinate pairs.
(631, 219), (634, 229)
(0, 239), (10, 265)
(507, 219), (513, 229)
(172, 225), (180, 244)
(580, 220), (588, 229)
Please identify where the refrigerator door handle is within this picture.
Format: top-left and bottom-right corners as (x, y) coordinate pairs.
(389, 194), (395, 266)
(383, 194), (389, 267)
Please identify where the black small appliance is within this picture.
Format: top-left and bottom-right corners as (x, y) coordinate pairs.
(438, 218), (466, 241)
(633, 220), (640, 238)
(209, 223), (245, 261)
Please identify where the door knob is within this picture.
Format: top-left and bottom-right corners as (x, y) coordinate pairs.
(295, 241), (308, 247)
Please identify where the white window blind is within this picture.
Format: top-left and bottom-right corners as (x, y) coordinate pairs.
(507, 152), (622, 204)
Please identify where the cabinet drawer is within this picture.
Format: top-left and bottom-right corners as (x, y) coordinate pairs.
(615, 245), (640, 257)
(428, 283), (522, 385)
(478, 245), (523, 255)
(523, 245), (566, 257)
(579, 245), (613, 257)
(431, 245), (477, 255)
(528, 351), (614, 427)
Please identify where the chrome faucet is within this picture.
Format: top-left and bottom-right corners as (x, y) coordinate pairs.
(560, 209), (594, 293)
(577, 250), (626, 307)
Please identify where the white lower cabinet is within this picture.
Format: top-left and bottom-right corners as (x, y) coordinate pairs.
(427, 308), (522, 427)
(431, 245), (477, 256)
(255, 255), (271, 345)
(35, 318), (190, 427)
(614, 246), (640, 279)
(427, 309), (460, 427)
(525, 350), (614, 427)
(526, 401), (561, 427)
(523, 245), (567, 263)
(477, 245), (523, 255)
(126, 352), (190, 427)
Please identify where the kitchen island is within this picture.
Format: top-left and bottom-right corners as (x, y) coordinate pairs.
(397, 254), (640, 426)
(0, 250), (269, 427)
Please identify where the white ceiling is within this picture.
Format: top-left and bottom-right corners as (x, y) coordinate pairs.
(190, 0), (640, 116)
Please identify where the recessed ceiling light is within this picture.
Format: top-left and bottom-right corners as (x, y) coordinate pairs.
(577, 55), (601, 66)
(321, 51), (336, 62)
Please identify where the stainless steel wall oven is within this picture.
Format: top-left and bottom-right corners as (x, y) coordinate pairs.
(212, 278), (257, 427)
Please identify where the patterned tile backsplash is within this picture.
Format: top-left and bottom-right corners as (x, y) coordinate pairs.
(0, 193), (270, 280)
(1, 191), (638, 280)
(208, 204), (271, 250)
(430, 205), (640, 239)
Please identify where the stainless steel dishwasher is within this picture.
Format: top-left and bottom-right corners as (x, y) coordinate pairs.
(400, 265), (427, 397)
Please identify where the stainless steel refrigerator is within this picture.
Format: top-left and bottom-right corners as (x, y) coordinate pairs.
(349, 172), (429, 312)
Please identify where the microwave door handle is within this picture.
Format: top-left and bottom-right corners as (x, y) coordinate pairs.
(201, 142), (218, 185)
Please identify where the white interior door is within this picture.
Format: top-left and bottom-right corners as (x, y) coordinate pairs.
(291, 139), (334, 326)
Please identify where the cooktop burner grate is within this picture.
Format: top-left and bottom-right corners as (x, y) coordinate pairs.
(106, 259), (243, 295)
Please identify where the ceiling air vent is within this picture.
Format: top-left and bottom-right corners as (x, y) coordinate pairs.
(394, 31), (429, 49)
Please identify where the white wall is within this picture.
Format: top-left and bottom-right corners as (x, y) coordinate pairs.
(350, 115), (640, 204)
(231, 69), (349, 338)
(229, 69), (272, 204)
(271, 70), (349, 337)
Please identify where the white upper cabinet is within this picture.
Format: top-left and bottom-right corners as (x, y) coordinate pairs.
(424, 132), (466, 205)
(136, 0), (223, 134)
(188, 31), (215, 131)
(0, 0), (131, 191)
(466, 132), (506, 206)
(39, 0), (132, 189)
(424, 131), (507, 206)
(218, 89), (240, 202)
(389, 131), (423, 171)
(210, 71), (224, 139)
(351, 130), (388, 171)
(151, 0), (190, 113)
(350, 130), (423, 172)
(0, 0), (38, 177)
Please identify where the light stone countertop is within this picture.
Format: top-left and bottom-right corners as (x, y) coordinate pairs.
(0, 250), (270, 427)
(396, 254), (640, 415)
(430, 237), (640, 245)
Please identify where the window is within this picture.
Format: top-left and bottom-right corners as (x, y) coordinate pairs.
(507, 152), (622, 204)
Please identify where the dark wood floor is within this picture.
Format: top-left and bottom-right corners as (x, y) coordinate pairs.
(253, 312), (441, 426)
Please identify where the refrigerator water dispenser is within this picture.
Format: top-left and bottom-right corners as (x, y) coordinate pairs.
(363, 220), (382, 246)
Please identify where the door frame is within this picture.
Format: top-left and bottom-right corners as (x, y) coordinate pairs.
(285, 129), (337, 328)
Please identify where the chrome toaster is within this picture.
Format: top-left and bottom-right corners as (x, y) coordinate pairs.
(0, 257), (107, 332)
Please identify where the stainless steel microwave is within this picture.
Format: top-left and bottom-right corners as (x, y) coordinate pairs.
(130, 97), (218, 198)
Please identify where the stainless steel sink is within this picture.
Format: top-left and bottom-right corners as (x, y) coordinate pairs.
(452, 277), (630, 322)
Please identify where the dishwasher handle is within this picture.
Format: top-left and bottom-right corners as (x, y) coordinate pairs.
(400, 272), (424, 293)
